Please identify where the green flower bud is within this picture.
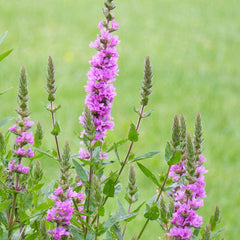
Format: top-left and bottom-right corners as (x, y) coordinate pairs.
(60, 141), (71, 192)
(93, 174), (103, 206)
(194, 112), (203, 162)
(186, 133), (196, 179)
(180, 113), (187, 161)
(171, 115), (180, 151)
(34, 159), (43, 182)
(17, 66), (29, 118)
(46, 56), (56, 102)
(140, 56), (153, 106)
(34, 121), (43, 148)
(0, 132), (6, 160)
(84, 106), (96, 142)
(202, 223), (211, 240)
(40, 218), (50, 240)
(128, 164), (138, 198)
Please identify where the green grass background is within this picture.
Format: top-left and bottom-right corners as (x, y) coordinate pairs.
(1, 0), (240, 239)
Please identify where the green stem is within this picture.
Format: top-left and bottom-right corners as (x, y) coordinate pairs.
(50, 102), (61, 161)
(137, 165), (171, 240)
(122, 203), (132, 237)
(85, 147), (93, 239)
(91, 105), (145, 225)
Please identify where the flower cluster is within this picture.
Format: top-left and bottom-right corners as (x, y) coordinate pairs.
(8, 117), (34, 175)
(79, 19), (119, 147)
(168, 155), (208, 239)
(46, 186), (85, 240)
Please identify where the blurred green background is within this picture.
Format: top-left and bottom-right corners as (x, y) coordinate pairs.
(1, 0), (240, 239)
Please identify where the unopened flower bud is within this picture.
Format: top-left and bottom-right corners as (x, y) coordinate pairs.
(140, 56), (153, 106)
(202, 224), (211, 240)
(93, 174), (103, 206)
(33, 159), (43, 183)
(214, 205), (220, 222)
(60, 141), (71, 192)
(46, 56), (56, 102)
(40, 218), (50, 240)
(34, 121), (43, 148)
(0, 132), (6, 158)
(194, 112), (203, 162)
(128, 164), (138, 198)
(17, 66), (29, 118)
(180, 113), (187, 160)
(171, 115), (180, 151)
(186, 133), (196, 178)
(84, 106), (96, 141)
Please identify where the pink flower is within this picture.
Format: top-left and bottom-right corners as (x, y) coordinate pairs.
(111, 20), (119, 30)
(8, 160), (16, 171)
(27, 148), (34, 158)
(9, 124), (17, 132)
(17, 147), (26, 156)
(21, 166), (30, 174)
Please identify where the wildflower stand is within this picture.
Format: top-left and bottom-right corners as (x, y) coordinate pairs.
(0, 0), (224, 239)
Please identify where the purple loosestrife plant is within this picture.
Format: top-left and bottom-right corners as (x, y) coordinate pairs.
(0, 1), (226, 240)
(79, 3), (120, 150)
(166, 114), (207, 240)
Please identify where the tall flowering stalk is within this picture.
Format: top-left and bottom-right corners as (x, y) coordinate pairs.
(7, 66), (35, 238)
(168, 113), (208, 239)
(79, 0), (120, 158)
(47, 141), (85, 240)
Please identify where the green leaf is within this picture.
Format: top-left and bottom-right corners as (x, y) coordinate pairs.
(51, 120), (61, 136)
(72, 159), (89, 183)
(142, 109), (154, 118)
(103, 212), (138, 233)
(0, 200), (11, 212)
(103, 179), (115, 197)
(144, 202), (160, 220)
(128, 123), (138, 142)
(114, 143), (122, 165)
(0, 88), (12, 96)
(70, 225), (84, 240)
(33, 147), (58, 160)
(168, 150), (182, 166)
(98, 205), (105, 216)
(92, 146), (100, 163)
(137, 162), (160, 187)
(31, 183), (44, 192)
(129, 151), (160, 163)
(107, 139), (128, 152)
(0, 117), (14, 128)
(0, 49), (13, 62)
(114, 183), (122, 196)
(211, 228), (225, 239)
(32, 200), (54, 213)
(24, 233), (39, 240)
(0, 31), (7, 45)
(125, 201), (145, 222)
(113, 224), (123, 240)
(117, 198), (126, 216)
(165, 141), (172, 162)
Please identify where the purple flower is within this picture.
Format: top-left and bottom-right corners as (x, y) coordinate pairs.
(168, 155), (207, 239)
(9, 124), (17, 132)
(47, 186), (86, 238)
(48, 227), (70, 240)
(168, 226), (193, 239)
(80, 19), (119, 143)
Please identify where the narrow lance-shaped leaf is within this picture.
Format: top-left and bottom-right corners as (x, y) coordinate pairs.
(0, 49), (13, 62)
(72, 159), (89, 183)
(137, 162), (160, 187)
(129, 151), (159, 163)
